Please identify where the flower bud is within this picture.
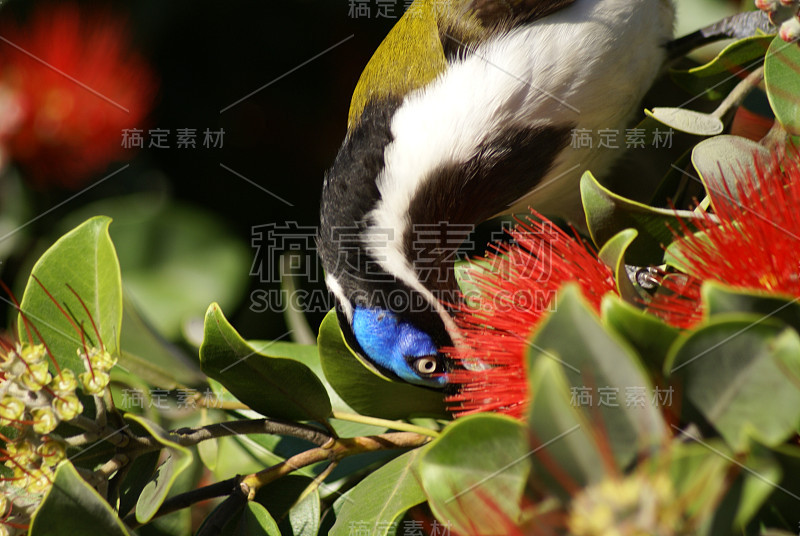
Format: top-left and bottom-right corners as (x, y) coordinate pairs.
(18, 361), (52, 391)
(0, 396), (25, 423)
(31, 407), (58, 434)
(52, 393), (83, 421)
(79, 370), (110, 395)
(50, 368), (78, 394)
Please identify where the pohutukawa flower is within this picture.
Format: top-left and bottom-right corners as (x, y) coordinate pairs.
(648, 152), (800, 329)
(445, 212), (618, 418)
(0, 4), (157, 188)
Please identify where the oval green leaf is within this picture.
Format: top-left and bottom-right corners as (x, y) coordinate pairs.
(29, 461), (131, 536)
(528, 286), (666, 466)
(127, 414), (193, 524)
(526, 356), (605, 497)
(19, 216), (122, 374)
(200, 303), (332, 422)
(221, 502), (281, 536)
(601, 294), (680, 373)
(580, 171), (697, 265)
(691, 135), (770, 206)
(597, 228), (641, 303)
(332, 449), (426, 536)
(667, 318), (800, 452)
(255, 475), (321, 536)
(765, 34), (800, 135)
(318, 310), (447, 419)
(418, 413), (529, 535)
(670, 35), (773, 100)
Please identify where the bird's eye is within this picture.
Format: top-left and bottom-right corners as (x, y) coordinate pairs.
(414, 357), (438, 375)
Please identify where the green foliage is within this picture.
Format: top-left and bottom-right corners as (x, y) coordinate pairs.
(18, 216), (122, 373)
(200, 303), (332, 422)
(29, 462), (132, 536)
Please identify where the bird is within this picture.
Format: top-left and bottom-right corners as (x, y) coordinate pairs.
(318, 0), (676, 389)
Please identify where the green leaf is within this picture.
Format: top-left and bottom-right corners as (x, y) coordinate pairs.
(127, 414), (193, 524)
(418, 414), (529, 535)
(18, 216), (122, 374)
(667, 318), (800, 451)
(691, 135), (770, 206)
(580, 171), (695, 265)
(765, 34), (800, 135)
(317, 310), (447, 419)
(332, 449), (426, 536)
(247, 338), (386, 437)
(221, 502), (281, 536)
(118, 450), (161, 518)
(703, 282), (800, 334)
(597, 228), (641, 303)
(528, 286), (666, 467)
(29, 461), (131, 536)
(670, 35), (773, 100)
(255, 475), (321, 536)
(601, 294), (680, 373)
(731, 445), (782, 529)
(645, 108), (723, 136)
(526, 356), (605, 496)
(660, 439), (733, 532)
(200, 303), (332, 422)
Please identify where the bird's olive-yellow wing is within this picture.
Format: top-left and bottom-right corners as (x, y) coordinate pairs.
(347, 0), (577, 128)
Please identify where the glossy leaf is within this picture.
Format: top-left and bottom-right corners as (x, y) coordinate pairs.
(332, 449), (426, 536)
(200, 303), (332, 422)
(526, 356), (605, 497)
(128, 414), (193, 524)
(255, 475), (321, 536)
(528, 286), (666, 467)
(646, 107), (723, 136)
(118, 450), (161, 518)
(29, 461), (131, 536)
(670, 35), (773, 100)
(691, 135), (770, 205)
(597, 228), (641, 303)
(703, 282), (800, 334)
(580, 170), (696, 265)
(601, 294), (680, 373)
(667, 318), (800, 452)
(765, 34), (800, 135)
(418, 413), (529, 535)
(661, 440), (734, 534)
(317, 310), (447, 419)
(18, 216), (122, 374)
(221, 502), (281, 536)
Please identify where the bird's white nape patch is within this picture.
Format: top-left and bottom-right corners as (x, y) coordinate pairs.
(368, 0), (674, 232)
(325, 274), (353, 322)
(363, 0), (674, 341)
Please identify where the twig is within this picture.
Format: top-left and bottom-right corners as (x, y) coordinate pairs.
(124, 476), (243, 530)
(131, 431), (431, 528)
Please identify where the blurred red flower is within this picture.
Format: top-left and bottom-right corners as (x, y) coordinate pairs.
(445, 213), (617, 418)
(648, 151), (800, 329)
(0, 4), (156, 189)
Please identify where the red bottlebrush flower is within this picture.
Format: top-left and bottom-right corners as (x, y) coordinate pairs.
(0, 4), (157, 189)
(445, 212), (618, 418)
(648, 152), (800, 329)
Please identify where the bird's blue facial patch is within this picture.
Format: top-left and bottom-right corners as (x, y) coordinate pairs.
(351, 306), (447, 388)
